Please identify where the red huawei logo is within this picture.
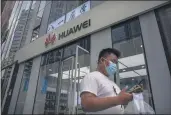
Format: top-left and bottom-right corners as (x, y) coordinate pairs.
(45, 33), (56, 47)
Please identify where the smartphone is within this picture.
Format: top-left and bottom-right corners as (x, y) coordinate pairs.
(127, 79), (144, 93)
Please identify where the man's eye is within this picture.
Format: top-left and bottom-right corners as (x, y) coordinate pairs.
(112, 61), (117, 64)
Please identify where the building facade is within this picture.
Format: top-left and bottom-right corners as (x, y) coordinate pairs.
(1, 1), (171, 114)
(1, 1), (16, 44)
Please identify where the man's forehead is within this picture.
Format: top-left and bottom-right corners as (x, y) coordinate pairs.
(106, 53), (118, 63)
(107, 53), (118, 59)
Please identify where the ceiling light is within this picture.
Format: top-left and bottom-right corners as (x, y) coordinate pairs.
(141, 66), (145, 68)
(140, 45), (143, 47)
(122, 69), (126, 72)
(49, 69), (52, 71)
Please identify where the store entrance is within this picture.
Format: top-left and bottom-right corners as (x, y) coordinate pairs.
(56, 45), (90, 114)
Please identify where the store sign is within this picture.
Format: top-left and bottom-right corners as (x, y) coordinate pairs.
(45, 19), (91, 47)
(47, 15), (65, 33)
(66, 1), (90, 22)
(45, 33), (56, 46)
(58, 19), (91, 40)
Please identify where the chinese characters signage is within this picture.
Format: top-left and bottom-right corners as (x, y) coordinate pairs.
(47, 15), (65, 33)
(66, 1), (90, 22)
(47, 1), (90, 33)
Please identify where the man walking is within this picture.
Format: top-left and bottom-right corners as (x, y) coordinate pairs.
(80, 48), (132, 114)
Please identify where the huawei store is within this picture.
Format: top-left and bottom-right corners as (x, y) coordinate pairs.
(3, 1), (171, 114)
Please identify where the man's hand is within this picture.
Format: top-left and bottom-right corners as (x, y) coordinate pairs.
(117, 88), (133, 105)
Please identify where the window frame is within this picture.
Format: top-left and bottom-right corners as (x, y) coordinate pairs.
(155, 4), (171, 75)
(111, 18), (142, 44)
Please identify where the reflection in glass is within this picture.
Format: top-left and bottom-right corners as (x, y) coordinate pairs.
(64, 37), (90, 58)
(4, 1), (31, 60)
(17, 1), (33, 48)
(75, 46), (90, 114)
(33, 37), (90, 114)
(1, 67), (13, 102)
(112, 18), (154, 108)
(48, 0), (88, 25)
(31, 26), (40, 42)
(31, 1), (46, 42)
(33, 49), (63, 114)
(2, 1), (23, 60)
(58, 57), (74, 114)
(20, 1), (38, 47)
(15, 60), (33, 114)
(48, 1), (66, 24)
(57, 46), (90, 114)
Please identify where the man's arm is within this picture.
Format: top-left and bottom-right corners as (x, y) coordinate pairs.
(81, 92), (120, 112)
(81, 88), (132, 112)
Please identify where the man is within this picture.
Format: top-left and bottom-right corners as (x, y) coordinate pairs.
(80, 48), (133, 114)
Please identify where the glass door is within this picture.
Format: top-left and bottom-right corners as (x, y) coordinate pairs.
(57, 56), (75, 114)
(57, 45), (90, 115)
(74, 45), (90, 114)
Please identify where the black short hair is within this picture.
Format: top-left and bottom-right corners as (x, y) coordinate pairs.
(98, 48), (121, 63)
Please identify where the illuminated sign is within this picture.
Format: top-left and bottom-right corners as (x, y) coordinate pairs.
(45, 33), (56, 47)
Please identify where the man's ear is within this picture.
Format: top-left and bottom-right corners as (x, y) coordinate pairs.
(100, 57), (105, 62)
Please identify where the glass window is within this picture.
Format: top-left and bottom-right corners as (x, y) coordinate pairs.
(2, 1), (35, 68)
(112, 19), (141, 43)
(48, 1), (66, 24)
(111, 24), (128, 42)
(129, 19), (141, 37)
(64, 43), (77, 58)
(30, 1), (46, 42)
(54, 50), (62, 62)
(48, 0), (86, 25)
(33, 49), (63, 114)
(156, 5), (171, 74)
(15, 60), (33, 114)
(37, 1), (46, 18)
(31, 25), (40, 42)
(33, 36), (90, 114)
(63, 36), (90, 58)
(8, 1), (32, 51)
(41, 54), (48, 66)
(65, 1), (80, 13)
(48, 51), (55, 64)
(19, 1), (37, 48)
(1, 67), (13, 101)
(112, 18), (154, 108)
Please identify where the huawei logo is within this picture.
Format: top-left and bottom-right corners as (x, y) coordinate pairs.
(45, 33), (56, 47)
